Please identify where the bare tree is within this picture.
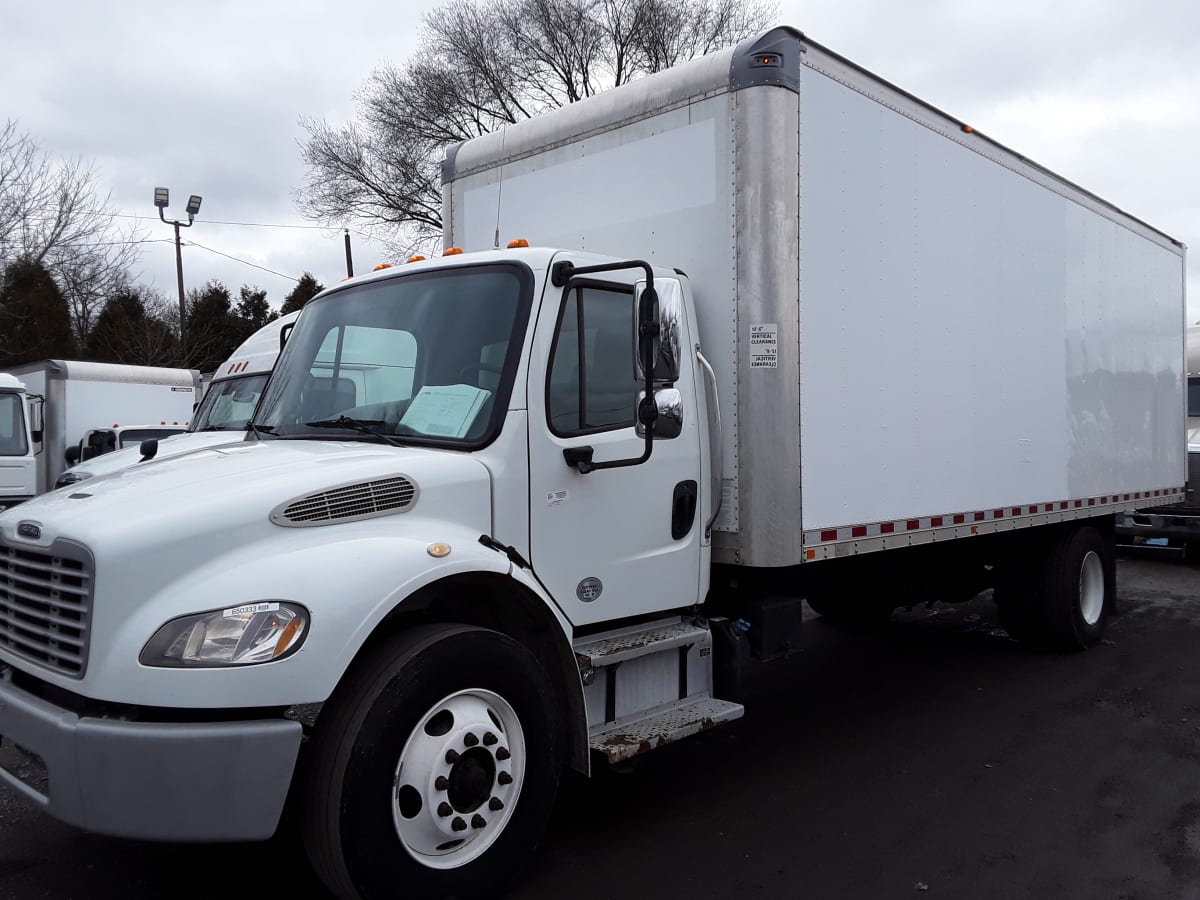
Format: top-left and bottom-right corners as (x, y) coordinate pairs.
(297, 0), (775, 251)
(0, 120), (144, 342)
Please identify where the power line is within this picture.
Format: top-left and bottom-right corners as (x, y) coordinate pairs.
(113, 212), (373, 238)
(183, 238), (300, 283)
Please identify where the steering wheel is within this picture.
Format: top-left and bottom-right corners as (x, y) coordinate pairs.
(459, 362), (504, 381)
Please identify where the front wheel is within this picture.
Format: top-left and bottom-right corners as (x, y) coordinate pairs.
(302, 625), (561, 900)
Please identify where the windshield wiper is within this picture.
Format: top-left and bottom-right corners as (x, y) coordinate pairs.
(304, 415), (409, 448)
(245, 422), (276, 440)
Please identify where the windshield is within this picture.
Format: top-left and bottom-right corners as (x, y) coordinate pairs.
(192, 373), (271, 431)
(254, 263), (532, 448)
(0, 393), (28, 457)
(1189, 377), (1200, 418)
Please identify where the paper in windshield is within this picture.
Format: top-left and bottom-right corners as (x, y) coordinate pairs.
(400, 384), (491, 438)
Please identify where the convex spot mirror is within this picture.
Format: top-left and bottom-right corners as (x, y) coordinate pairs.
(634, 278), (683, 385)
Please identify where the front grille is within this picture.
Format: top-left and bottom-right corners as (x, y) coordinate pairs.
(0, 538), (93, 678)
(271, 475), (418, 527)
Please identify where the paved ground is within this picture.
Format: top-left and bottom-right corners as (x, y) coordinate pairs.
(2, 550), (1199, 899)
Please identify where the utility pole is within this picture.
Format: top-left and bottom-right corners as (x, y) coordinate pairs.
(154, 187), (203, 351)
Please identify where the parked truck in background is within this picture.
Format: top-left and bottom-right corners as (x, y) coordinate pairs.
(0, 373), (39, 513)
(0, 27), (1186, 900)
(1, 359), (201, 495)
(55, 312), (299, 488)
(1116, 322), (1200, 555)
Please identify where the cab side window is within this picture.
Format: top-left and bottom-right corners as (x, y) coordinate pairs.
(548, 286), (639, 435)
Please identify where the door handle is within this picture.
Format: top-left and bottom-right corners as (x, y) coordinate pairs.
(672, 480), (698, 540)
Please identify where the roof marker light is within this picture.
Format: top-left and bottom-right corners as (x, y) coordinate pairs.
(373, 263), (392, 271)
(407, 255), (426, 263)
(443, 247), (463, 256)
(507, 238), (529, 248)
(961, 124), (974, 133)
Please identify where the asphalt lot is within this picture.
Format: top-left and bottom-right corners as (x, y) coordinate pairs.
(2, 550), (1199, 899)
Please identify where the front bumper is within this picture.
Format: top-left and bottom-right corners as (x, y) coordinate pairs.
(0, 665), (303, 841)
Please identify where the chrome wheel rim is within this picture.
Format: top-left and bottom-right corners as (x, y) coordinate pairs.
(390, 688), (525, 869)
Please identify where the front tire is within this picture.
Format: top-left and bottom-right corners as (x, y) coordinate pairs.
(302, 624), (561, 900)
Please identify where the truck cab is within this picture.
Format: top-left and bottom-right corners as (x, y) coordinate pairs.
(0, 373), (39, 513)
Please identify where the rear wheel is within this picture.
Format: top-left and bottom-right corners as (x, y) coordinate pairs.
(994, 525), (1114, 650)
(302, 625), (561, 900)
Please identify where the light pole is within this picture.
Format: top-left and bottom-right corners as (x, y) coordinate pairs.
(154, 187), (202, 347)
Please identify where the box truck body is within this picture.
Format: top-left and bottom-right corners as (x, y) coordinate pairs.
(444, 27), (1187, 569)
(0, 26), (1187, 900)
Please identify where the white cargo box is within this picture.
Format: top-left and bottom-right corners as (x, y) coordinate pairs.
(444, 26), (1187, 567)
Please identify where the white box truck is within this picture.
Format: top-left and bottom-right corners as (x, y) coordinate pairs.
(0, 373), (39, 513)
(54, 312), (300, 489)
(5, 359), (202, 494)
(0, 27), (1186, 900)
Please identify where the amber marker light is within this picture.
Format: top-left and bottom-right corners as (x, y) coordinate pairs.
(407, 255), (427, 263)
(373, 263), (392, 271)
(427, 542), (452, 558)
(444, 247), (463, 256)
(507, 238), (529, 248)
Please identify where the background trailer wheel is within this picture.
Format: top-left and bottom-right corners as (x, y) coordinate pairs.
(302, 625), (562, 900)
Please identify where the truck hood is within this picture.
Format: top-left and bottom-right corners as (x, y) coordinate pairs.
(0, 439), (494, 555)
(59, 430), (248, 482)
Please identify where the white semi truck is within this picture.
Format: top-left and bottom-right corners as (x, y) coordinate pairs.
(1, 359), (201, 495)
(54, 312), (300, 488)
(0, 27), (1187, 900)
(0, 373), (39, 513)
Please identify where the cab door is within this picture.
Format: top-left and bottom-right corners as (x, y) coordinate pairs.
(527, 256), (703, 626)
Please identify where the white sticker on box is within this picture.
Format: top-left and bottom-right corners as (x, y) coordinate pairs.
(750, 324), (778, 369)
(224, 602), (280, 618)
(546, 489), (568, 506)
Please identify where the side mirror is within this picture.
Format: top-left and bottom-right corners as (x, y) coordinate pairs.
(65, 444), (81, 466)
(636, 388), (684, 439)
(280, 321), (295, 352)
(30, 429), (43, 443)
(140, 438), (159, 462)
(635, 278), (683, 385)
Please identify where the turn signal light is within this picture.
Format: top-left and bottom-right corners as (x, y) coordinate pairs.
(507, 238), (529, 248)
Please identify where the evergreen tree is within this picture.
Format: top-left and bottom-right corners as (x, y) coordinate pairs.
(0, 258), (76, 366)
(280, 272), (324, 315)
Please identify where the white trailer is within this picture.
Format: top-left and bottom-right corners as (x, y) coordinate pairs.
(0, 26), (1186, 900)
(7, 359), (202, 493)
(54, 312), (300, 488)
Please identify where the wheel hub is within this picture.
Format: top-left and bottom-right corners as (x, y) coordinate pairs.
(390, 689), (525, 870)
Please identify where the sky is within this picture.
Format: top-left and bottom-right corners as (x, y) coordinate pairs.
(2, 0), (1197, 321)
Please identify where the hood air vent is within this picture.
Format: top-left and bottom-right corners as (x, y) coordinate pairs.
(271, 475), (418, 527)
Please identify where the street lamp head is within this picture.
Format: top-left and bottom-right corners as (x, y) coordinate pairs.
(186, 194), (203, 217)
(154, 187), (169, 209)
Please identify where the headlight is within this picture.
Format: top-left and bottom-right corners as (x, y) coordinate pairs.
(56, 470), (93, 489)
(140, 602), (309, 668)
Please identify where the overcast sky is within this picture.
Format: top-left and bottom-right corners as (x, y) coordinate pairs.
(2, 0), (1197, 321)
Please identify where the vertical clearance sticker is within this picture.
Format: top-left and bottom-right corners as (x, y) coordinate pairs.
(750, 324), (778, 369)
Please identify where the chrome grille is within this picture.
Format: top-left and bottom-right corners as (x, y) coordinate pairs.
(271, 476), (418, 527)
(0, 538), (93, 678)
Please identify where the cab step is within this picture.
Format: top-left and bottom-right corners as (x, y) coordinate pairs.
(575, 616), (744, 765)
(589, 697), (744, 764)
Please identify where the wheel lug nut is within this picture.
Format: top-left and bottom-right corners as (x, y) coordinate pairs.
(496, 747), (511, 760)
(471, 814), (487, 829)
(483, 732), (498, 746)
(435, 776), (449, 791)
(445, 749), (460, 764)
(463, 732), (479, 747)
(437, 802), (453, 817)
(489, 797), (504, 811)
(451, 816), (467, 832)
(498, 771), (513, 785)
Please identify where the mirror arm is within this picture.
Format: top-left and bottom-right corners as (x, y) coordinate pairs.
(555, 259), (659, 474)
